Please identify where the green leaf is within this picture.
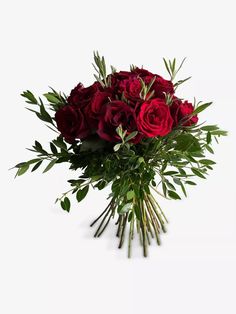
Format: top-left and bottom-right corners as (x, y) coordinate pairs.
(35, 141), (43, 151)
(33, 141), (48, 155)
(40, 104), (53, 123)
(127, 190), (135, 200)
(43, 159), (57, 173)
(119, 202), (132, 214)
(199, 159), (216, 165)
(180, 182), (187, 197)
(50, 142), (58, 154)
(206, 131), (212, 144)
(175, 134), (201, 152)
(21, 90), (38, 104)
(201, 125), (219, 131)
(138, 157), (145, 164)
(53, 137), (67, 150)
(166, 180), (176, 190)
(211, 130), (228, 136)
(173, 178), (181, 185)
(64, 197), (71, 212)
(63, 197), (71, 212)
(191, 168), (206, 179)
(76, 185), (89, 202)
(163, 171), (179, 176)
(205, 145), (214, 154)
(168, 190), (181, 200)
(31, 160), (43, 172)
(97, 180), (106, 190)
(61, 197), (70, 212)
(17, 164), (29, 176)
(125, 131), (138, 142)
(113, 143), (121, 152)
(15, 159), (40, 168)
(193, 102), (212, 114)
(14, 162), (27, 168)
(185, 181), (196, 185)
(174, 76), (191, 88)
(116, 125), (124, 139)
(178, 168), (186, 176)
(44, 93), (61, 104)
(163, 58), (171, 77)
(162, 182), (167, 197)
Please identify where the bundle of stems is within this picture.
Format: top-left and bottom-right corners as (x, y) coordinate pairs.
(90, 192), (168, 258)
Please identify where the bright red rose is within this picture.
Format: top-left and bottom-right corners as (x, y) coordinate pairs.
(55, 105), (91, 143)
(67, 82), (99, 107)
(137, 98), (173, 137)
(171, 98), (198, 126)
(97, 100), (141, 143)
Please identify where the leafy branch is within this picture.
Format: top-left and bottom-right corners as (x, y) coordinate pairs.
(14, 136), (72, 177)
(21, 89), (66, 133)
(93, 51), (109, 88)
(113, 125), (138, 152)
(163, 57), (191, 89)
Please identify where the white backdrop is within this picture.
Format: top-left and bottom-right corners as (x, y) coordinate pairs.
(1, 1), (236, 313)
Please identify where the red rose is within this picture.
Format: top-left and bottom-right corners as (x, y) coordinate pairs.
(118, 78), (142, 103)
(97, 100), (141, 143)
(133, 68), (174, 97)
(137, 98), (173, 137)
(113, 70), (135, 81)
(171, 98), (198, 126)
(87, 90), (112, 127)
(151, 76), (174, 99)
(111, 68), (174, 103)
(67, 82), (99, 107)
(132, 67), (154, 77)
(55, 105), (91, 143)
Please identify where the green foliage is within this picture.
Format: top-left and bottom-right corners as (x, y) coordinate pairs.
(175, 133), (201, 152)
(193, 102), (212, 114)
(93, 51), (109, 87)
(163, 57), (190, 88)
(61, 197), (71, 212)
(76, 186), (89, 202)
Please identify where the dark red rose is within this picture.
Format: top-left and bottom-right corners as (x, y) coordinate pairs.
(118, 77), (142, 102)
(132, 68), (174, 97)
(86, 90), (112, 127)
(132, 67), (154, 77)
(113, 71), (135, 81)
(171, 98), (198, 126)
(55, 105), (91, 143)
(151, 76), (174, 99)
(110, 71), (135, 94)
(97, 100), (141, 143)
(67, 82), (99, 107)
(137, 98), (173, 137)
(111, 68), (174, 102)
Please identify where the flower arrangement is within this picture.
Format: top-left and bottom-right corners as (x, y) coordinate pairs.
(15, 52), (227, 257)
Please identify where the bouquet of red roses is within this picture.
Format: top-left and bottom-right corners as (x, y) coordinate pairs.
(15, 52), (226, 257)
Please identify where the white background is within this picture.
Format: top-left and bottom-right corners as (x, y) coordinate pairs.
(1, 1), (236, 313)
